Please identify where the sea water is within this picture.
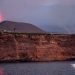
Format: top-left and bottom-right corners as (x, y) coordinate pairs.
(0, 61), (75, 75)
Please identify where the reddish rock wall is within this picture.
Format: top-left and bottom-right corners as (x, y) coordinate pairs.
(0, 32), (75, 61)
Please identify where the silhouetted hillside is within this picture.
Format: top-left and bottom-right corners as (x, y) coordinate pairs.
(0, 21), (45, 33)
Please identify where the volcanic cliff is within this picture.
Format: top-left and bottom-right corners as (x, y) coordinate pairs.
(0, 21), (75, 62)
(0, 32), (75, 61)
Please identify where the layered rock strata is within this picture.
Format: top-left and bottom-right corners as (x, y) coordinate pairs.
(0, 32), (75, 61)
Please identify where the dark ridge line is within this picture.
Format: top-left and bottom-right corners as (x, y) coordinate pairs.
(0, 31), (75, 35)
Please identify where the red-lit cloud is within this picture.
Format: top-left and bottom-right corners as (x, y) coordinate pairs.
(0, 13), (3, 22)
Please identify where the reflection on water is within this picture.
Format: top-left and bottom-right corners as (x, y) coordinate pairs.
(71, 64), (75, 68)
(0, 62), (75, 75)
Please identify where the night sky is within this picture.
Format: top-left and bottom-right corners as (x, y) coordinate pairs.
(0, 0), (75, 33)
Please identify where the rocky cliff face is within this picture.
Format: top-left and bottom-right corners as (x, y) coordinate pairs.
(0, 32), (75, 61)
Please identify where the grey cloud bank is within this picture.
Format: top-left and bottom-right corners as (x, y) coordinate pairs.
(0, 0), (75, 33)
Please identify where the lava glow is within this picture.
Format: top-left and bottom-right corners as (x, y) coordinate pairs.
(0, 15), (3, 22)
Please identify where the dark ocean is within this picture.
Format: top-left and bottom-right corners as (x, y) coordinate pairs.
(0, 62), (75, 75)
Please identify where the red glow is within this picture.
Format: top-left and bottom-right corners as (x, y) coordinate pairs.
(0, 15), (3, 22)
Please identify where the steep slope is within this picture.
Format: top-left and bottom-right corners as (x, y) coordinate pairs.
(0, 33), (75, 61)
(0, 21), (45, 33)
